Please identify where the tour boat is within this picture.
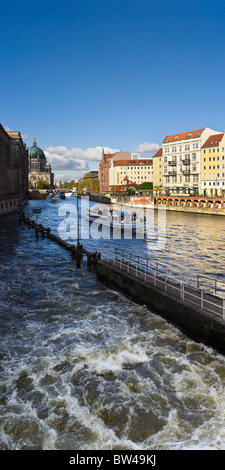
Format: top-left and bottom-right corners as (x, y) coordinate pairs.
(52, 196), (59, 203)
(85, 207), (145, 232)
(28, 190), (47, 200)
(65, 192), (73, 197)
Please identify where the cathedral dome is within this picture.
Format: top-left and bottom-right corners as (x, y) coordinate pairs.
(28, 138), (46, 160)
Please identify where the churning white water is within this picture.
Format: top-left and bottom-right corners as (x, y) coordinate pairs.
(1, 199), (225, 450)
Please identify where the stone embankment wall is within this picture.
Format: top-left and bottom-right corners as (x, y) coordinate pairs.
(0, 198), (21, 216)
(88, 193), (111, 204)
(111, 195), (225, 216)
(97, 261), (225, 355)
(162, 205), (225, 216)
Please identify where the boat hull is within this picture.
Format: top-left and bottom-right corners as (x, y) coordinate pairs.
(85, 212), (145, 232)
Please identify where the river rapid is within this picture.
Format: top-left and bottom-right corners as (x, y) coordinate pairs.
(1, 196), (225, 450)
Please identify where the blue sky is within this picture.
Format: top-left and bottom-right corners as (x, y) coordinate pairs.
(1, 0), (225, 180)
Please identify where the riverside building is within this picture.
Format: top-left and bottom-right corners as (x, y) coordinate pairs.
(0, 123), (28, 216)
(152, 147), (163, 194)
(162, 127), (220, 195)
(99, 149), (153, 192)
(109, 158), (153, 191)
(201, 133), (225, 197)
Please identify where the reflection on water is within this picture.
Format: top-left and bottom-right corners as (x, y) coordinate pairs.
(1, 198), (225, 450)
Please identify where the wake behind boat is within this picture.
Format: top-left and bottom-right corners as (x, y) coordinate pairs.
(86, 206), (145, 232)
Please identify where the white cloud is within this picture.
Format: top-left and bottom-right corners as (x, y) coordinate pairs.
(135, 142), (160, 153)
(44, 145), (120, 170)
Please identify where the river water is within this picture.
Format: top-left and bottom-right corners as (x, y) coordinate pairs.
(1, 196), (225, 450)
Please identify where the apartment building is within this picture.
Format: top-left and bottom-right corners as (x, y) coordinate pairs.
(162, 127), (220, 195)
(201, 133), (225, 196)
(99, 149), (153, 192)
(109, 158), (153, 191)
(99, 150), (138, 192)
(152, 148), (163, 193)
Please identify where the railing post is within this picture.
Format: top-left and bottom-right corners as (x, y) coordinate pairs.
(180, 282), (184, 300)
(223, 298), (225, 320)
(136, 266), (138, 277)
(145, 268), (147, 282)
(154, 271), (156, 286)
(196, 275), (199, 290)
(165, 275), (167, 292)
(201, 290), (203, 310)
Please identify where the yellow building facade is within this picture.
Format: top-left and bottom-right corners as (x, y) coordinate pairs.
(201, 133), (225, 196)
(152, 148), (163, 193)
(109, 158), (153, 189)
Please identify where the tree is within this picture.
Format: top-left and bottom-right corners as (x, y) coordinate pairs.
(78, 172), (99, 193)
(137, 182), (153, 190)
(37, 180), (49, 189)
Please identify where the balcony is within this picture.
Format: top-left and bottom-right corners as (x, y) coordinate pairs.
(168, 170), (177, 175)
(168, 160), (177, 166)
(182, 158), (190, 165)
(182, 168), (190, 175)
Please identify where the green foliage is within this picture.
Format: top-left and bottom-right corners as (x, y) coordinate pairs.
(78, 172), (99, 193)
(137, 182), (153, 190)
(37, 180), (49, 189)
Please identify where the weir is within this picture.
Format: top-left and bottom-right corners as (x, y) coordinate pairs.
(96, 249), (225, 356)
(20, 211), (225, 356)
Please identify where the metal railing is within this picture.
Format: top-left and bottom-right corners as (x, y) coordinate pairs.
(100, 248), (225, 319)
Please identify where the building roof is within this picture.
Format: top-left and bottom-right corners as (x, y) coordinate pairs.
(202, 133), (224, 148)
(152, 148), (162, 157)
(28, 138), (46, 160)
(113, 159), (153, 166)
(163, 128), (205, 144)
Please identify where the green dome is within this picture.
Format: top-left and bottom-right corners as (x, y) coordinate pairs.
(28, 138), (46, 160)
